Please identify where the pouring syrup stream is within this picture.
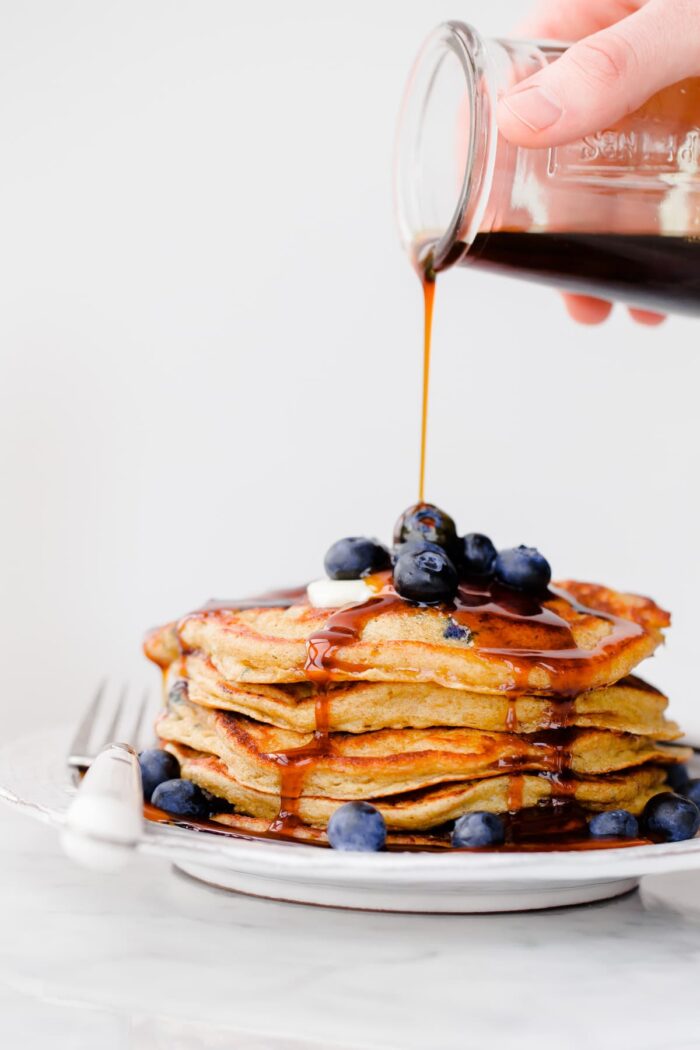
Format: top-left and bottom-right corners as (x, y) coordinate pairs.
(418, 270), (435, 502)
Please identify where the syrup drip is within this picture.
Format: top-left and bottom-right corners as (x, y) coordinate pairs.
(532, 730), (578, 808)
(507, 774), (524, 813)
(266, 741), (328, 836)
(548, 697), (576, 729)
(269, 592), (415, 833)
(266, 596), (404, 833)
(418, 273), (435, 503)
(505, 699), (518, 732)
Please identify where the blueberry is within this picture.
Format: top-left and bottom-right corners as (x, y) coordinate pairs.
(684, 780), (700, 808)
(460, 533), (497, 577)
(324, 537), (391, 580)
(151, 778), (211, 819)
(452, 811), (505, 848)
(393, 503), (457, 552)
(168, 679), (188, 705)
(494, 546), (551, 593)
(202, 788), (234, 814)
(138, 748), (181, 803)
(588, 809), (639, 839)
(393, 547), (458, 604)
(327, 801), (387, 852)
(667, 763), (691, 794)
(392, 538), (445, 565)
(444, 619), (470, 641)
(640, 792), (700, 842)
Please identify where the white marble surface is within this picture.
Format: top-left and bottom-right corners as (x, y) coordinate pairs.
(2, 805), (700, 1049)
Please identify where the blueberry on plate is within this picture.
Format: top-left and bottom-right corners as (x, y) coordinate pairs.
(138, 748), (181, 803)
(151, 778), (211, 819)
(666, 763), (691, 794)
(460, 533), (497, 577)
(494, 546), (551, 593)
(452, 811), (505, 848)
(393, 503), (457, 552)
(588, 809), (639, 839)
(393, 546), (458, 604)
(324, 537), (391, 580)
(640, 792), (700, 842)
(327, 801), (387, 852)
(683, 779), (700, 808)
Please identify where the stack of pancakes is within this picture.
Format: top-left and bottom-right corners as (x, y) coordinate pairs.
(145, 579), (690, 845)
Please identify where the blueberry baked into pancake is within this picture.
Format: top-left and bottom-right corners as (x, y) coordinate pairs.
(142, 503), (700, 852)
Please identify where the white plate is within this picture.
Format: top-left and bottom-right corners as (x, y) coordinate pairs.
(2, 726), (700, 913)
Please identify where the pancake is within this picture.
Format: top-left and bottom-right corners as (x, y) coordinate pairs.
(145, 579), (668, 694)
(165, 741), (670, 828)
(174, 655), (681, 739)
(157, 699), (690, 801)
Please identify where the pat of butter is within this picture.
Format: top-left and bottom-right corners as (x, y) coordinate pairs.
(306, 578), (373, 609)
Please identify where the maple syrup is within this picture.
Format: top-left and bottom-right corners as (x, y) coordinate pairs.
(437, 232), (700, 316)
(418, 276), (435, 502)
(143, 797), (650, 853)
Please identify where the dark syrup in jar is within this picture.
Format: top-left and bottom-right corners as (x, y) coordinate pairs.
(448, 232), (700, 316)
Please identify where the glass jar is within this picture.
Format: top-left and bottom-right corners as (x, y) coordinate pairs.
(394, 21), (700, 314)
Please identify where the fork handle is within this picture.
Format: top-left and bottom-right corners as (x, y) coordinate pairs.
(61, 743), (144, 872)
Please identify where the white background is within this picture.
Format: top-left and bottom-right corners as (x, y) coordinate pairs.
(1, 0), (698, 741)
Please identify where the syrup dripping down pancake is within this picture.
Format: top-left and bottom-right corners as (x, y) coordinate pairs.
(157, 699), (689, 802)
(173, 655), (681, 739)
(164, 741), (670, 829)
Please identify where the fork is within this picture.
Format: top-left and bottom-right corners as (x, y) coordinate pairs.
(62, 681), (154, 872)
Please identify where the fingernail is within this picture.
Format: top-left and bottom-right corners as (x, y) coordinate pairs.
(501, 86), (562, 132)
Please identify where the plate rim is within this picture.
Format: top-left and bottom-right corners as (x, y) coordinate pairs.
(4, 724), (700, 885)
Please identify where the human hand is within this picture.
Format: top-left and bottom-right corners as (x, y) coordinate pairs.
(496, 0), (700, 325)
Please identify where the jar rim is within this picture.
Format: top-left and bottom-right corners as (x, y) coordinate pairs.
(394, 21), (496, 273)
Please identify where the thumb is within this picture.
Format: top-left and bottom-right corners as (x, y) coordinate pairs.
(497, 0), (700, 147)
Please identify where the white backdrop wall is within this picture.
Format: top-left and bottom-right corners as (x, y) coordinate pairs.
(2, 1), (699, 740)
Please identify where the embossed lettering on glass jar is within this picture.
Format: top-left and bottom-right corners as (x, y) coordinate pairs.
(395, 22), (700, 314)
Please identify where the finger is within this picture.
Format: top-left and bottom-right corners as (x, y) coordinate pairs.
(497, 0), (700, 147)
(563, 293), (613, 324)
(517, 0), (644, 40)
(628, 306), (666, 325)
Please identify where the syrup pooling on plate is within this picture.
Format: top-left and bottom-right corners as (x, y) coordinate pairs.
(143, 797), (652, 852)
